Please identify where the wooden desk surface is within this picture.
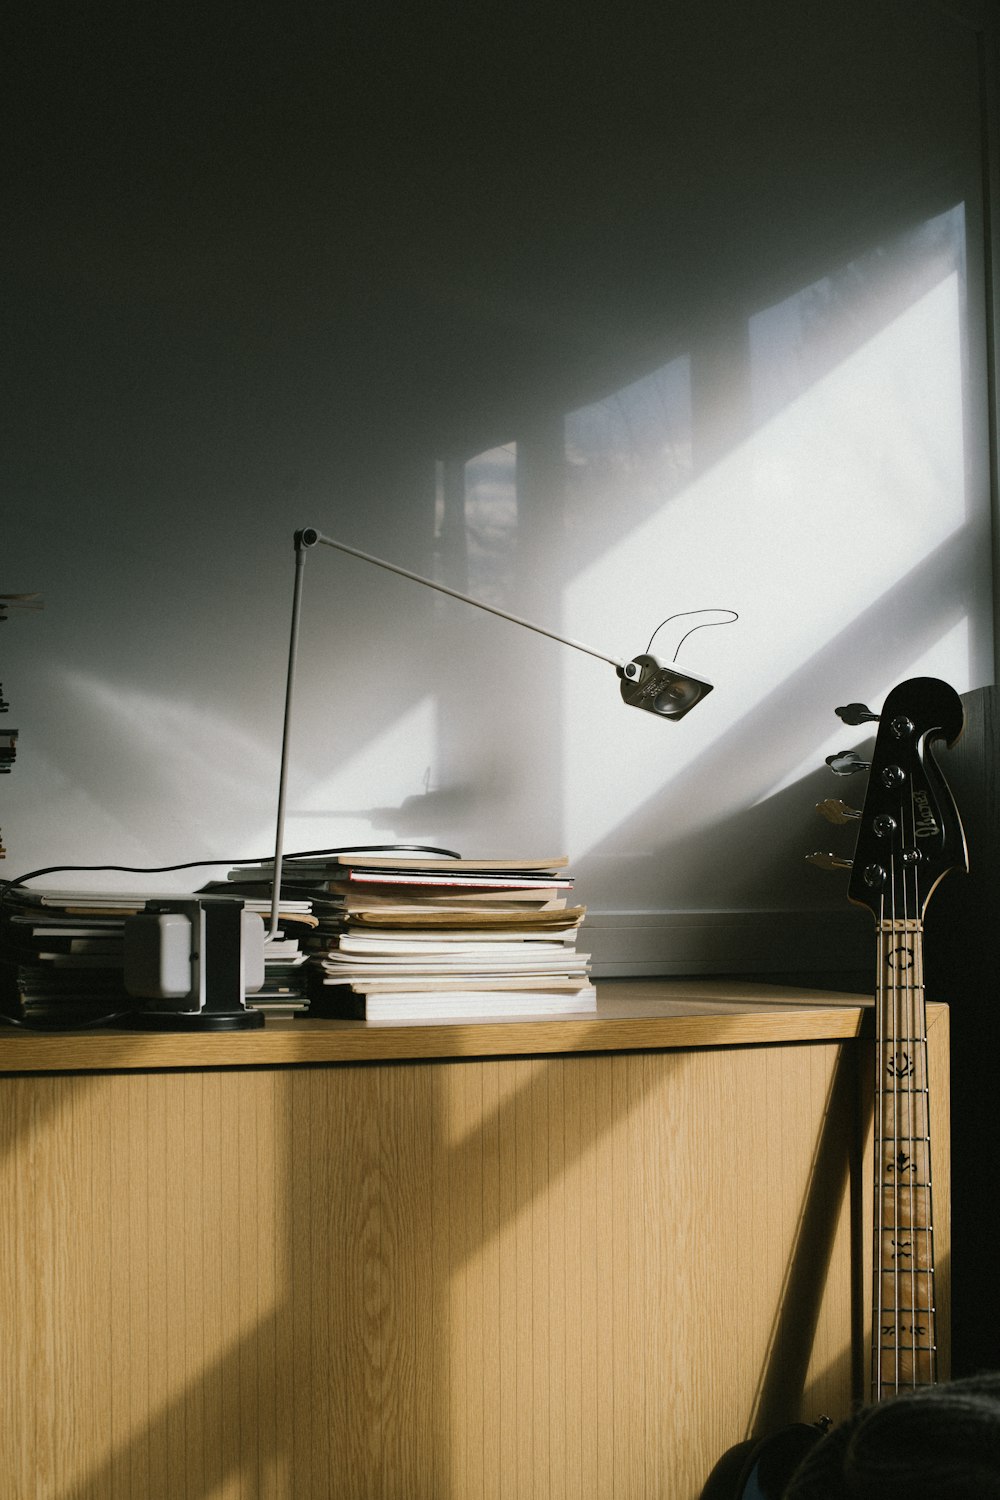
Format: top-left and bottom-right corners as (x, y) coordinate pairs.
(0, 976), (875, 1072)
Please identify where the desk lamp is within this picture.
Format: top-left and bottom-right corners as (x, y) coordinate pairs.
(123, 526), (727, 1028)
(266, 527), (722, 942)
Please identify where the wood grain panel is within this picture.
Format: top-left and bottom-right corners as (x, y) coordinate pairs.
(0, 1008), (950, 1500)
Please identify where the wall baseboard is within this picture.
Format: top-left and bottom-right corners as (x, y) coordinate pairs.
(585, 908), (871, 981)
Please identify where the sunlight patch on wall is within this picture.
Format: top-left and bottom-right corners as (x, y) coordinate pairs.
(565, 358), (693, 502)
(464, 444), (518, 603)
(284, 694), (440, 846)
(434, 443), (519, 609)
(889, 614), (973, 695)
(561, 263), (970, 861)
(13, 743), (161, 880)
(62, 669), (275, 811)
(52, 673), (441, 866)
(753, 615), (973, 809)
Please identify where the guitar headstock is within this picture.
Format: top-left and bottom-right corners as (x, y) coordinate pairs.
(813, 677), (968, 920)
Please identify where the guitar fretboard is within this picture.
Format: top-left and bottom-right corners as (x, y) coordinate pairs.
(872, 917), (936, 1399)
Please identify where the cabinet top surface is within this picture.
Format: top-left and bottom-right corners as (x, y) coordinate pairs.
(0, 978), (888, 1074)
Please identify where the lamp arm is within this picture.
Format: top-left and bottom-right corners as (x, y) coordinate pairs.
(300, 528), (629, 670)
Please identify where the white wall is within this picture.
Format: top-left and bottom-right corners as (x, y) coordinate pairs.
(2, 1), (995, 978)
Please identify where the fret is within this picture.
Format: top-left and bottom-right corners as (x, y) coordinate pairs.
(879, 1268), (935, 1309)
(877, 1185), (931, 1208)
(875, 1348), (936, 1391)
(875, 1096), (931, 1136)
(876, 1185), (932, 1229)
(879, 1222), (933, 1250)
(877, 987), (924, 1005)
(876, 922), (925, 1015)
(880, 1268), (934, 1299)
(876, 918), (922, 938)
(875, 1014), (928, 1047)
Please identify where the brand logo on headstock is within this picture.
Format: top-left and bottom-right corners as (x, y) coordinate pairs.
(913, 789), (939, 840)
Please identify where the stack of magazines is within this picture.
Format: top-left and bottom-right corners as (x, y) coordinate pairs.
(225, 852), (595, 1021)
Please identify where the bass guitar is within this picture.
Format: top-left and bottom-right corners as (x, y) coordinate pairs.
(700, 675), (967, 1499)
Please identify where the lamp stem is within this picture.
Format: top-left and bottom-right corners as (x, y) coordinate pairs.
(268, 540), (309, 940)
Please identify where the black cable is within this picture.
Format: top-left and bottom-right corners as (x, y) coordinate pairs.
(644, 607), (739, 662)
(0, 1006), (147, 1032)
(0, 842), (463, 898)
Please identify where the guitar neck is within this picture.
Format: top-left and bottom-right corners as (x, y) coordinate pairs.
(871, 916), (937, 1402)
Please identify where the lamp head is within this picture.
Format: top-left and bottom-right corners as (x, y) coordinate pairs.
(617, 654), (713, 719)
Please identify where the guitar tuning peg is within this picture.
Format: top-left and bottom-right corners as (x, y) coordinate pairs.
(835, 702), (880, 725)
(816, 797), (862, 825)
(806, 851), (854, 872)
(826, 750), (871, 777)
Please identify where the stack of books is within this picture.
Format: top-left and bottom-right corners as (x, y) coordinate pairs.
(0, 888), (141, 1026)
(226, 853), (595, 1021)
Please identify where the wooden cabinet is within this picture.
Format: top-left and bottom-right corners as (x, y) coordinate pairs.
(0, 980), (950, 1500)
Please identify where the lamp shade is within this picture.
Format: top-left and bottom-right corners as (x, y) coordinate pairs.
(618, 655), (714, 719)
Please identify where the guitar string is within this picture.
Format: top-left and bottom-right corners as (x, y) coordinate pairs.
(897, 779), (907, 1396)
(912, 774), (936, 1390)
(893, 785), (903, 1399)
(904, 776), (923, 1392)
(913, 780), (934, 1390)
(873, 721), (945, 1401)
(902, 770), (932, 1392)
(902, 777), (914, 1393)
(874, 796), (887, 1404)
(913, 785), (929, 1386)
(925, 912), (937, 1387)
(874, 901), (886, 1402)
(881, 776), (909, 1400)
(878, 783), (901, 1400)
